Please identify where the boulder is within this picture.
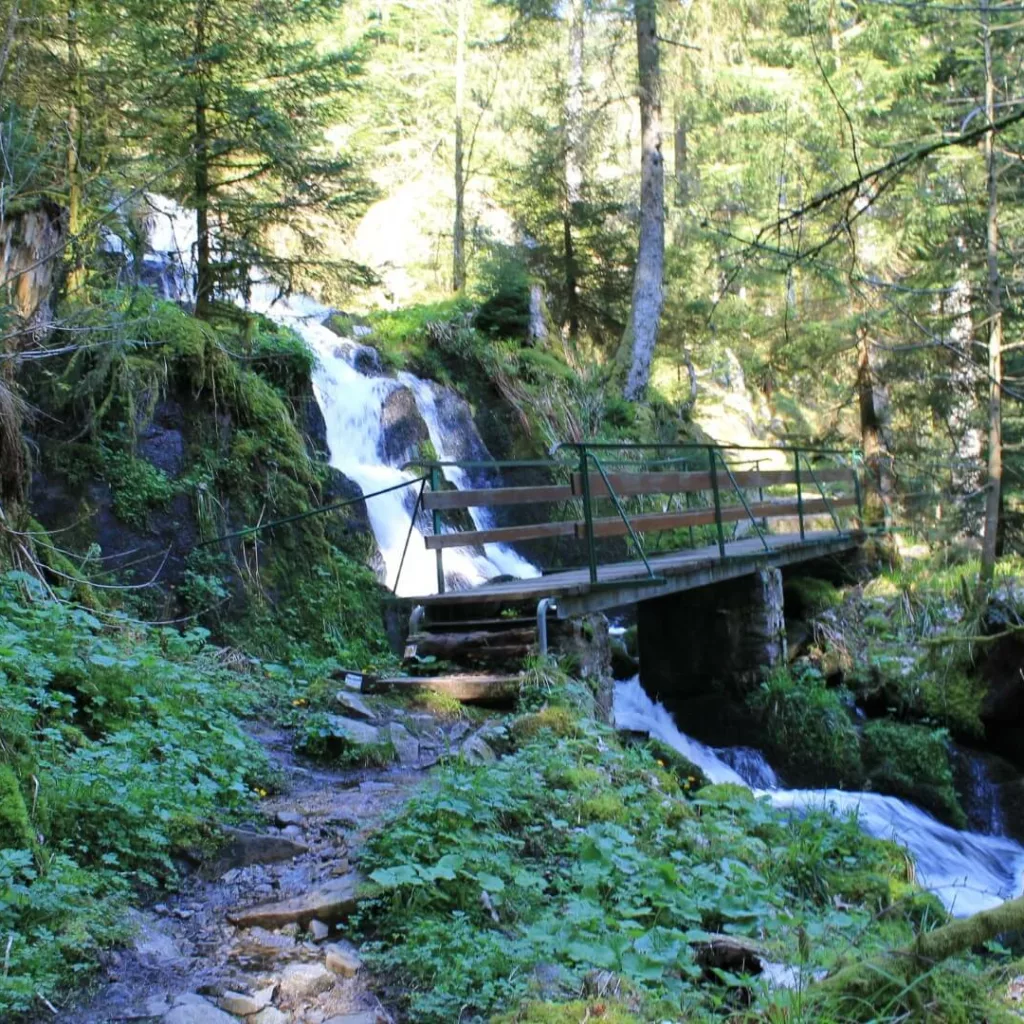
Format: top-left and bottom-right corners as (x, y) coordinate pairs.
(388, 723), (419, 766)
(335, 691), (378, 722)
(275, 810), (305, 828)
(217, 984), (274, 1016)
(324, 944), (362, 978)
(201, 827), (307, 879)
(323, 1014), (379, 1024)
(379, 386), (429, 466)
(227, 873), (364, 930)
(310, 919), (330, 942)
(278, 962), (335, 1002)
(460, 732), (496, 765)
(326, 715), (381, 747)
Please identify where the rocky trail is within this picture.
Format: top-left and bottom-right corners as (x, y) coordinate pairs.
(63, 701), (494, 1024)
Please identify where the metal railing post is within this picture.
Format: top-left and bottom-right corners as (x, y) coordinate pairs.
(708, 446), (726, 557)
(852, 453), (864, 529)
(794, 450), (805, 541)
(578, 444), (599, 585)
(430, 465), (445, 594)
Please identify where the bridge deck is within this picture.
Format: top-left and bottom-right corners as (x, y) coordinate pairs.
(408, 529), (861, 617)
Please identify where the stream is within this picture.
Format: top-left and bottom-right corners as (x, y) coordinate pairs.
(614, 677), (1024, 917)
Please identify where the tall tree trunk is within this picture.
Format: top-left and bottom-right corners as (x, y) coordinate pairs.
(451, 0), (468, 293)
(981, 0), (1002, 584)
(563, 0), (584, 339)
(856, 327), (892, 528)
(65, 3), (85, 294)
(193, 1), (214, 319)
(619, 0), (664, 401)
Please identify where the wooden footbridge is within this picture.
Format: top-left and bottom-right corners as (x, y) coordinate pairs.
(394, 441), (865, 625)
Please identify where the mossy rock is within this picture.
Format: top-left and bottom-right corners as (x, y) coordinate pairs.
(0, 764), (35, 850)
(827, 868), (946, 928)
(492, 1000), (641, 1024)
(861, 720), (966, 828)
(511, 707), (579, 745)
(645, 738), (709, 793)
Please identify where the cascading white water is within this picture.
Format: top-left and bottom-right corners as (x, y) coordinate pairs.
(135, 196), (539, 596)
(248, 292), (539, 595)
(614, 677), (1024, 917)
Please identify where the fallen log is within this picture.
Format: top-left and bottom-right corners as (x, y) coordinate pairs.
(816, 893), (1024, 1003)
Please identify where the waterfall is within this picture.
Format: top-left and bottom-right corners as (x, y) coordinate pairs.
(614, 677), (1024, 917)
(131, 195), (538, 596)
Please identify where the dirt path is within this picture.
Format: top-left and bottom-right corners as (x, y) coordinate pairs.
(62, 716), (454, 1024)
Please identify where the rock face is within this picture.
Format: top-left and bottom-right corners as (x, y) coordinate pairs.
(379, 386), (430, 465)
(226, 873), (364, 930)
(327, 715), (381, 747)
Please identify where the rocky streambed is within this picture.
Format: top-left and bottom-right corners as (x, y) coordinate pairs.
(65, 701), (500, 1024)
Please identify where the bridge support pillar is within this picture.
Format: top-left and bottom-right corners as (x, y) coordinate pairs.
(637, 568), (787, 701)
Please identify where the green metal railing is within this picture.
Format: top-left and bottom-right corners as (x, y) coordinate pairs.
(401, 441), (865, 594)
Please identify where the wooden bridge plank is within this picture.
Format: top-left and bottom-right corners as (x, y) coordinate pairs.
(571, 467), (854, 497)
(424, 520), (576, 550)
(574, 496), (857, 539)
(422, 483), (573, 511)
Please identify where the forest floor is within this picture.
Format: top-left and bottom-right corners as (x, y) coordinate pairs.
(63, 715), (454, 1024)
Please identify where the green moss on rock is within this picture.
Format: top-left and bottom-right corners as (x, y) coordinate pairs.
(861, 720), (966, 828)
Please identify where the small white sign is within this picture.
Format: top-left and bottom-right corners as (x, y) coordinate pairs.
(403, 644), (417, 660)
(343, 672), (363, 691)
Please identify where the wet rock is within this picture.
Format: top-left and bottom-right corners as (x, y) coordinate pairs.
(379, 386), (429, 465)
(388, 723), (419, 766)
(278, 962), (335, 1002)
(460, 731), (496, 764)
(310, 919), (330, 942)
(610, 637), (639, 680)
(163, 996), (238, 1024)
(324, 944), (362, 978)
(335, 692), (378, 722)
(227, 873), (364, 930)
(281, 825), (305, 841)
(201, 827), (308, 879)
(275, 811), (306, 829)
(323, 1014), (379, 1024)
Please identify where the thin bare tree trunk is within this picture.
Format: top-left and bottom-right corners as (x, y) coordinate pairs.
(451, 0), (468, 292)
(619, 0), (664, 401)
(65, 2), (85, 295)
(563, 0), (584, 339)
(981, 0), (1002, 584)
(193, 0), (214, 319)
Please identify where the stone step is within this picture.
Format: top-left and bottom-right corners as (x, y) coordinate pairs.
(363, 673), (522, 704)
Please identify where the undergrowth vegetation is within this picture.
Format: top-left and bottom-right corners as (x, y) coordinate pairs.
(0, 572), (276, 1014)
(355, 684), (972, 1023)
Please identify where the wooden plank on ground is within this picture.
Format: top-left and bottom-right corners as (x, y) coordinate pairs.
(424, 520), (576, 550)
(363, 673), (522, 703)
(575, 496), (857, 540)
(423, 483), (573, 511)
